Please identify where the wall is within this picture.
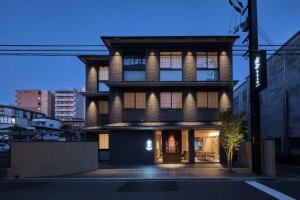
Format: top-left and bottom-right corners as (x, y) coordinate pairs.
(11, 142), (98, 178)
(110, 130), (154, 164)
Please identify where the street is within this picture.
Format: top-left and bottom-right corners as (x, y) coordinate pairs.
(0, 179), (299, 200)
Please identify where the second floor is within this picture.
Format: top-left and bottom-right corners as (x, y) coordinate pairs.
(80, 35), (238, 94)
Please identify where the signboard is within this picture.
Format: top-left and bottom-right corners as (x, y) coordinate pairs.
(252, 50), (267, 90)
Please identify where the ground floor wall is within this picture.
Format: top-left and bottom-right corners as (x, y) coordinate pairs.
(109, 130), (155, 164)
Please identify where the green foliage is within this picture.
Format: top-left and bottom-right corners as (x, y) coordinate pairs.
(217, 109), (245, 172)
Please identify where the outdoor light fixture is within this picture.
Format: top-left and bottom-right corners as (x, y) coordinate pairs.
(146, 139), (153, 151)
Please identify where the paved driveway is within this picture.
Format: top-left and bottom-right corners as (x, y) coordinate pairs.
(68, 163), (252, 180)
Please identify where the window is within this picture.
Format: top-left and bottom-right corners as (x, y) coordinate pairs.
(197, 92), (219, 108)
(123, 56), (146, 81)
(160, 52), (182, 81)
(124, 92), (146, 109)
(98, 83), (109, 92)
(98, 66), (109, 81)
(196, 52), (219, 81)
(98, 66), (109, 92)
(160, 92), (182, 109)
(99, 134), (109, 150)
(98, 101), (108, 114)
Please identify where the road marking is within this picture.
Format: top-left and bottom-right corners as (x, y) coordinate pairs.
(245, 181), (296, 200)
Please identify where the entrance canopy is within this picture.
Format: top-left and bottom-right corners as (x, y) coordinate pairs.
(104, 121), (221, 130)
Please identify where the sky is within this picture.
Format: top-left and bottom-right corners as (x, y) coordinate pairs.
(0, 0), (299, 104)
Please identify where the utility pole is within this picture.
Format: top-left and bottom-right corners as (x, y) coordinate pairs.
(248, 0), (262, 174)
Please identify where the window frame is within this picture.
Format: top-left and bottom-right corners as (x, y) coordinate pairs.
(123, 55), (146, 82)
(159, 52), (183, 81)
(98, 66), (109, 92)
(160, 92), (183, 109)
(197, 91), (219, 109)
(196, 51), (220, 81)
(124, 92), (146, 109)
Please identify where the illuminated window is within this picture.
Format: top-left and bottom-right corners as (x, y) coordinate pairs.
(135, 93), (146, 109)
(98, 101), (108, 114)
(196, 52), (219, 81)
(160, 52), (182, 81)
(124, 92), (146, 109)
(197, 92), (219, 108)
(98, 66), (109, 81)
(160, 92), (171, 108)
(197, 92), (208, 108)
(160, 92), (182, 109)
(124, 93), (135, 108)
(99, 134), (109, 149)
(208, 92), (219, 108)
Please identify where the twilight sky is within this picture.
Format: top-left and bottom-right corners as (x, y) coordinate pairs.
(0, 0), (299, 104)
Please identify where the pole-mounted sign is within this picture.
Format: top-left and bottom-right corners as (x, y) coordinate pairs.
(252, 50), (267, 90)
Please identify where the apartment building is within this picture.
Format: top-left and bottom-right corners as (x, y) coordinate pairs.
(234, 31), (300, 153)
(54, 88), (84, 121)
(16, 90), (54, 117)
(79, 35), (238, 164)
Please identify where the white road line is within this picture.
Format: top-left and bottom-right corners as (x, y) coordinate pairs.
(245, 181), (296, 200)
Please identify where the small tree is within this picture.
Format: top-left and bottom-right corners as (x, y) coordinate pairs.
(217, 110), (244, 173)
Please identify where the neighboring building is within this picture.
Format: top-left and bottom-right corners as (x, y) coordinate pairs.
(233, 77), (250, 138)
(31, 118), (61, 129)
(0, 104), (46, 128)
(79, 35), (238, 164)
(233, 30), (300, 153)
(54, 88), (84, 121)
(60, 118), (85, 130)
(16, 90), (54, 117)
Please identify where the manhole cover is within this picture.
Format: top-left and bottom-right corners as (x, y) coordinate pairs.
(117, 181), (179, 192)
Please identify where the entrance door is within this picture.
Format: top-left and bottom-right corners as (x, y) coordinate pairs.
(162, 130), (181, 163)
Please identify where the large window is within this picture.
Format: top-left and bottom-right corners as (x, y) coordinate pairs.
(124, 92), (146, 109)
(196, 52), (219, 81)
(98, 66), (109, 92)
(123, 56), (146, 81)
(98, 101), (109, 114)
(197, 92), (219, 108)
(160, 92), (182, 109)
(160, 52), (182, 81)
(99, 134), (109, 150)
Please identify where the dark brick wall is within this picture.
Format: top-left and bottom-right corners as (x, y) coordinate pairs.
(86, 64), (98, 92)
(110, 51), (123, 82)
(85, 98), (98, 127)
(146, 91), (160, 122)
(146, 50), (159, 81)
(219, 50), (232, 81)
(183, 90), (197, 121)
(109, 90), (122, 123)
(110, 130), (155, 164)
(183, 51), (196, 81)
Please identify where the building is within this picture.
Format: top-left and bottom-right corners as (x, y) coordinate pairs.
(233, 30), (300, 153)
(233, 77), (251, 138)
(0, 104), (46, 129)
(79, 35), (238, 164)
(54, 88), (84, 121)
(16, 90), (54, 117)
(31, 118), (61, 129)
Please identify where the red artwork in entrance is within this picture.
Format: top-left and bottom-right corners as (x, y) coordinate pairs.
(165, 134), (178, 154)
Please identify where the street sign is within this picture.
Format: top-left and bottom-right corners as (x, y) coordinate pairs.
(252, 50), (267, 90)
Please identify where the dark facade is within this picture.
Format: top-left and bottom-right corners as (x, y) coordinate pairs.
(79, 36), (238, 164)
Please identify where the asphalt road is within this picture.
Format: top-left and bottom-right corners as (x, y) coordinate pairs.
(0, 179), (299, 200)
